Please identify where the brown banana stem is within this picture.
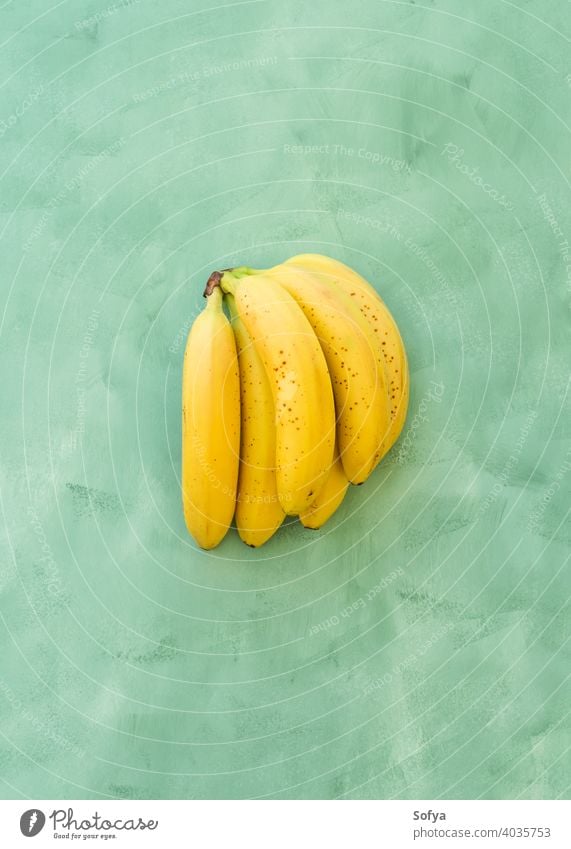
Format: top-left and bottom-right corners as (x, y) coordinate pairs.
(203, 271), (223, 297)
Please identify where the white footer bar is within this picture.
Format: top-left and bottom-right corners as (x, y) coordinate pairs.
(1, 799), (568, 848)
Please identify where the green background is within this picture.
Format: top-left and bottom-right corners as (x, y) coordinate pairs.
(1, 0), (569, 800)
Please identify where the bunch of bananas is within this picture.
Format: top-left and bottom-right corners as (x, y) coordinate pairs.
(182, 254), (409, 549)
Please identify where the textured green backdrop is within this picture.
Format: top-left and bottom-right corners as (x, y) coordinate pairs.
(0, 0), (569, 800)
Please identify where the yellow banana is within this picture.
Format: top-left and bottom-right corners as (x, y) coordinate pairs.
(300, 445), (349, 529)
(220, 272), (335, 514)
(227, 294), (285, 547)
(285, 254), (409, 452)
(181, 287), (240, 549)
(267, 264), (391, 484)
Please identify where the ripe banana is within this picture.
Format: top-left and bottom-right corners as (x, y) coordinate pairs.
(181, 286), (240, 549)
(220, 271), (335, 514)
(300, 445), (349, 529)
(285, 254), (409, 452)
(227, 294), (285, 547)
(267, 264), (391, 483)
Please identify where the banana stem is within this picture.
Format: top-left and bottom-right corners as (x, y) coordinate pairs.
(203, 271), (223, 297)
(205, 285), (223, 310)
(228, 266), (251, 279)
(203, 265), (266, 298)
(219, 271), (238, 295)
(236, 266), (264, 277)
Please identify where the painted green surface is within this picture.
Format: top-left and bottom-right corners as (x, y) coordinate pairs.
(0, 0), (569, 800)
